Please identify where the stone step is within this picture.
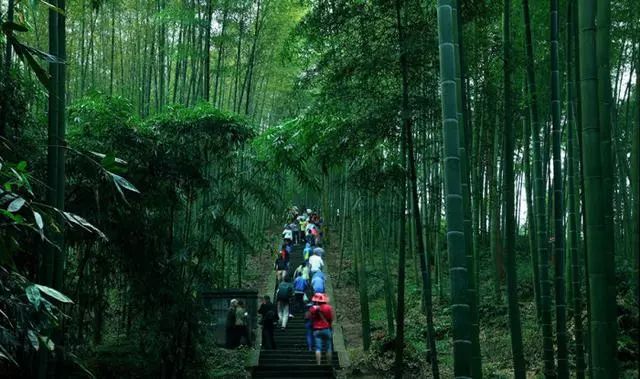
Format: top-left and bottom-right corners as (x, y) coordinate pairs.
(252, 364), (334, 378)
(253, 244), (335, 378)
(259, 357), (339, 366)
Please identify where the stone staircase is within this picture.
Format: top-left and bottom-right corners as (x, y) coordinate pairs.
(252, 243), (336, 378)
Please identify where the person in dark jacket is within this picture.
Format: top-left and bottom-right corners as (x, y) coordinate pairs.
(276, 275), (294, 329)
(274, 254), (288, 284)
(225, 299), (238, 348)
(258, 295), (278, 349)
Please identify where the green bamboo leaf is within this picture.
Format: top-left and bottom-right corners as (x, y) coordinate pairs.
(35, 284), (73, 303)
(0, 309), (11, 326)
(89, 151), (127, 164)
(0, 209), (24, 223)
(0, 343), (18, 366)
(109, 172), (140, 194)
(38, 335), (55, 351)
(27, 330), (39, 351)
(69, 353), (96, 379)
(7, 197), (25, 213)
(25, 285), (41, 308)
(33, 211), (44, 230)
(11, 40), (50, 86)
(21, 44), (64, 63)
(61, 211), (107, 240)
(37, 0), (65, 14)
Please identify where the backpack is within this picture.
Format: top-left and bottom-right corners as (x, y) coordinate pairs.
(277, 282), (293, 301)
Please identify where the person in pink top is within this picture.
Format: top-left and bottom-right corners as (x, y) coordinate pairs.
(310, 293), (335, 365)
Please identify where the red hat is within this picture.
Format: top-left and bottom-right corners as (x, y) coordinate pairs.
(312, 293), (329, 303)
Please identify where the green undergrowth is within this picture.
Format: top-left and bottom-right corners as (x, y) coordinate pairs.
(186, 345), (252, 379)
(84, 340), (251, 379)
(339, 243), (639, 378)
(85, 341), (156, 378)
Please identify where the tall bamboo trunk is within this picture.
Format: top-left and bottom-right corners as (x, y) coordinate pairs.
(550, 0), (568, 376)
(451, 2), (482, 374)
(567, 6), (586, 372)
(356, 198), (371, 351)
(436, 1), (472, 376)
(394, 84), (409, 379)
(595, 1), (618, 363)
(203, 0), (212, 102)
(522, 0), (555, 375)
(489, 122), (503, 301)
(577, 0), (617, 376)
(634, 31), (640, 379)
(502, 1), (526, 376)
(523, 80), (541, 321)
(213, 3), (229, 107)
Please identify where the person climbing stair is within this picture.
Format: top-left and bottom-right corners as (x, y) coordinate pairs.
(276, 274), (294, 329)
(310, 293), (334, 366)
(258, 295), (278, 350)
(253, 211), (338, 379)
(293, 272), (309, 313)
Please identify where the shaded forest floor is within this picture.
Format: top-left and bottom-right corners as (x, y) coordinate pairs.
(329, 234), (638, 378)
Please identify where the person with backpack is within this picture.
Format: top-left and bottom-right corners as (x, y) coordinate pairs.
(305, 220), (316, 245)
(276, 274), (294, 329)
(258, 295), (278, 350)
(234, 300), (250, 346)
(310, 293), (335, 365)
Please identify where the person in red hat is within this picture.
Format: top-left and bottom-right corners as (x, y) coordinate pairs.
(310, 293), (335, 365)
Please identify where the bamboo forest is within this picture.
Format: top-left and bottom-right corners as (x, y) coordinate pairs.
(1, 0), (639, 378)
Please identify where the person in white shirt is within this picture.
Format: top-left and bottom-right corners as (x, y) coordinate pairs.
(305, 222), (315, 236)
(308, 252), (324, 274)
(282, 226), (293, 241)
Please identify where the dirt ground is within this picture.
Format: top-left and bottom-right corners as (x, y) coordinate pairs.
(326, 238), (364, 351)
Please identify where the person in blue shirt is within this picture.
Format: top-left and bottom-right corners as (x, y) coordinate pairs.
(311, 273), (325, 294)
(303, 243), (312, 263)
(312, 270), (325, 281)
(294, 273), (309, 292)
(293, 273), (308, 313)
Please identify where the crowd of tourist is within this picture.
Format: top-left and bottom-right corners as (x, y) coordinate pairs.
(225, 206), (335, 365)
(265, 206), (335, 365)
